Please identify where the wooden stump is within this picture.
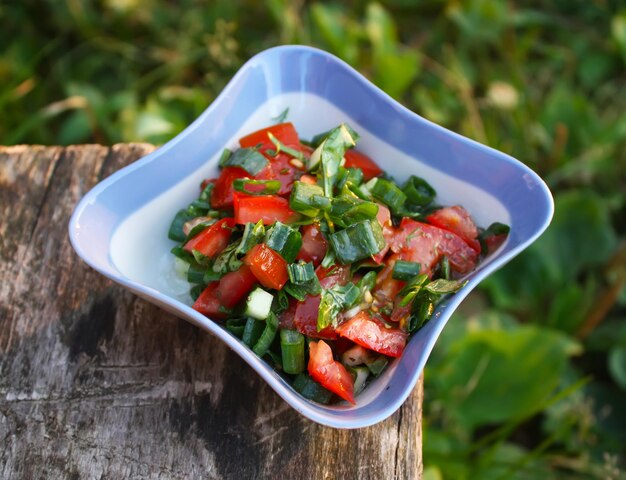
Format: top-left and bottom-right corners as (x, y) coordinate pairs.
(0, 144), (423, 479)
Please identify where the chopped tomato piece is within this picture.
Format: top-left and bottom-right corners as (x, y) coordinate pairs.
(278, 298), (299, 330)
(294, 295), (337, 340)
(192, 283), (227, 320)
(215, 265), (257, 308)
(239, 122), (300, 149)
(200, 177), (216, 192)
(344, 149), (383, 181)
(297, 223), (328, 266)
(210, 167), (250, 209)
(391, 218), (478, 275)
(243, 243), (289, 290)
(183, 218), (235, 258)
(372, 204), (392, 263)
(426, 206), (481, 253)
(336, 311), (408, 358)
(373, 253), (404, 306)
(293, 264), (350, 340)
(233, 193), (300, 225)
(315, 264), (351, 288)
(254, 144), (312, 195)
(485, 233), (507, 255)
(308, 340), (355, 404)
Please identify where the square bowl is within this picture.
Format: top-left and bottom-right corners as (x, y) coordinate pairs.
(69, 45), (553, 428)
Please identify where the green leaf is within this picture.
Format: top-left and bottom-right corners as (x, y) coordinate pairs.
(428, 323), (581, 429)
(609, 345), (626, 390)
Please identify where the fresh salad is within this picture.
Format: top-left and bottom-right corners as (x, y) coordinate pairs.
(168, 121), (509, 404)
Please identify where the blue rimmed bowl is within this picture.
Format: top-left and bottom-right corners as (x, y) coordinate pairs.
(69, 45), (553, 428)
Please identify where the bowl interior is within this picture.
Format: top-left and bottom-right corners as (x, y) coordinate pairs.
(69, 45), (553, 428)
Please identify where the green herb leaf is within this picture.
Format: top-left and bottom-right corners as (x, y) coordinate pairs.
(310, 123), (359, 197)
(233, 178), (281, 195)
(329, 220), (386, 264)
(220, 147), (268, 175)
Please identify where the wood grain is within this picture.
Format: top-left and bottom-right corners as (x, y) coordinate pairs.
(0, 145), (423, 479)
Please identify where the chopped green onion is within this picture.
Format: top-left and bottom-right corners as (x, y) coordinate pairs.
(265, 221), (302, 263)
(252, 312), (279, 357)
(402, 175), (436, 207)
(351, 366), (370, 395)
(328, 220), (386, 264)
(267, 132), (306, 162)
(233, 179), (281, 195)
(187, 263), (206, 284)
(435, 256), (451, 280)
(199, 181), (214, 202)
(186, 220), (215, 241)
(226, 318), (246, 338)
(168, 209), (196, 242)
(286, 261), (322, 298)
(280, 329), (305, 374)
(423, 278), (466, 295)
(288, 262), (316, 284)
(311, 124), (359, 196)
(292, 374), (334, 404)
(220, 147), (268, 175)
(328, 195), (379, 228)
(365, 355), (388, 377)
(289, 181), (327, 217)
(318, 282), (361, 331)
(236, 220), (265, 255)
(242, 317), (265, 347)
(392, 260), (421, 281)
(190, 284), (205, 301)
(283, 282), (308, 301)
(367, 177), (407, 214)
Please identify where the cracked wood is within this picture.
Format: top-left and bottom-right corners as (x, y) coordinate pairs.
(0, 144), (423, 479)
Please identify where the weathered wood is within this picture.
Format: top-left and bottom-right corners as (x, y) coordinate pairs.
(0, 144), (423, 479)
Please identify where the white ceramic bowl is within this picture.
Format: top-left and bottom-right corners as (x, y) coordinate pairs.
(69, 45), (553, 428)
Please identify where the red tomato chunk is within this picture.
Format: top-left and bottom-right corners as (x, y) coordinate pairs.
(183, 218), (235, 258)
(336, 311), (408, 358)
(308, 340), (355, 404)
(243, 243), (289, 290)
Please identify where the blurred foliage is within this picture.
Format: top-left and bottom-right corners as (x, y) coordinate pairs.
(2, 0), (626, 478)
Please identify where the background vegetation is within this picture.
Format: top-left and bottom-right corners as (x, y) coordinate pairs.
(3, 1), (625, 478)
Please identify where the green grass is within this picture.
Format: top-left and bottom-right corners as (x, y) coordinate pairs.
(3, 1), (625, 477)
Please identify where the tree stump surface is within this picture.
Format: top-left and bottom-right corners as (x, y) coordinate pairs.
(0, 144), (423, 479)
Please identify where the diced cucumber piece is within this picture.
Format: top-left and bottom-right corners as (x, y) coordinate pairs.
(244, 287), (274, 320)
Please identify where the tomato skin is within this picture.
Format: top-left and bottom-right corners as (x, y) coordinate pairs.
(485, 233), (507, 255)
(215, 265), (257, 308)
(192, 283), (228, 320)
(255, 144), (312, 195)
(239, 122), (300, 149)
(297, 223), (328, 267)
(278, 298), (299, 330)
(316, 264), (351, 288)
(373, 253), (404, 305)
(391, 218), (478, 275)
(243, 243), (289, 290)
(344, 149), (383, 181)
(308, 340), (355, 404)
(294, 295), (337, 340)
(336, 311), (407, 358)
(293, 264), (351, 340)
(233, 193), (300, 225)
(372, 204), (392, 263)
(426, 206), (481, 253)
(210, 167), (250, 210)
(183, 218), (235, 258)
